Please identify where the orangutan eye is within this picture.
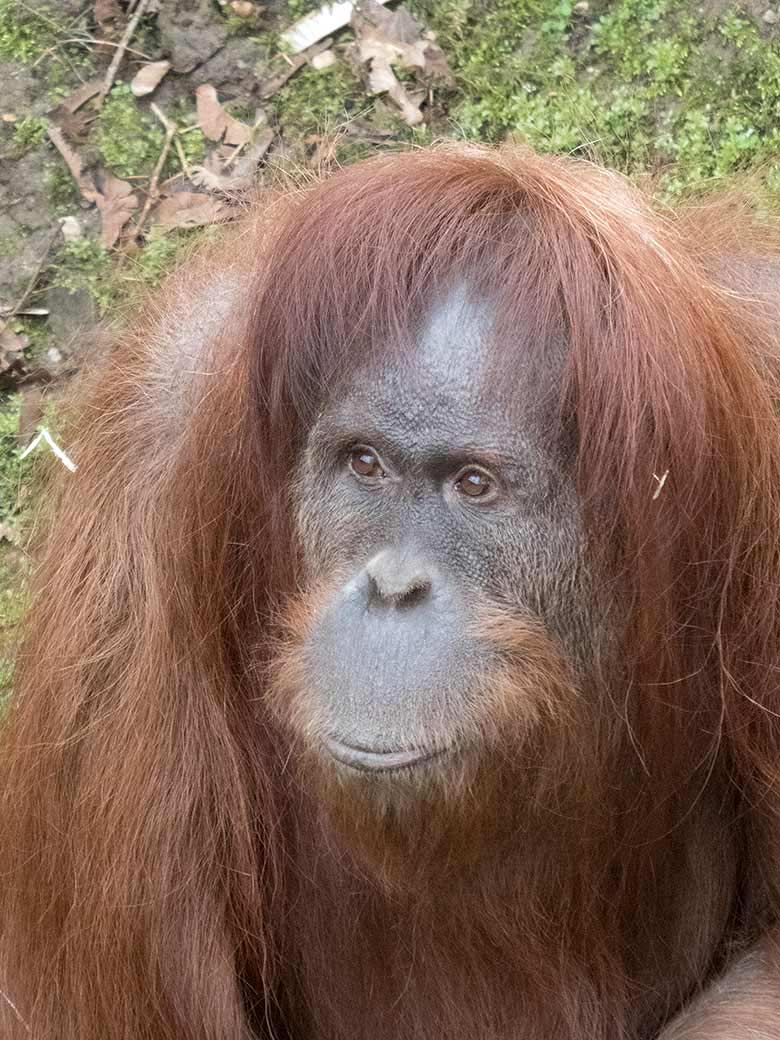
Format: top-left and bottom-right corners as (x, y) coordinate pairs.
(349, 446), (385, 479)
(454, 467), (495, 499)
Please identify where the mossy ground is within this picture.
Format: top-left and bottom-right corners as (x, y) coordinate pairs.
(2, 0), (780, 671)
(409, 0), (780, 194)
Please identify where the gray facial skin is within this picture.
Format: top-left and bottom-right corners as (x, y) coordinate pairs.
(295, 288), (593, 774)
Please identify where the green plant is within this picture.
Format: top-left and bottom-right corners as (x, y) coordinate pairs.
(272, 63), (363, 132)
(96, 83), (165, 179)
(0, 0), (62, 61)
(11, 115), (48, 154)
(52, 239), (116, 315)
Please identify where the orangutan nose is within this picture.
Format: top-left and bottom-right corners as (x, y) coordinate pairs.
(364, 550), (434, 609)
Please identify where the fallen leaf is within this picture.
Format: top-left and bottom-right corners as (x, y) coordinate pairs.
(94, 0), (123, 35)
(0, 521), (19, 543)
(353, 0), (453, 80)
(366, 57), (423, 125)
(195, 84), (251, 145)
(350, 0), (453, 124)
(59, 79), (103, 115)
(96, 173), (138, 248)
(47, 128), (137, 246)
(224, 119), (251, 148)
(131, 60), (171, 97)
(0, 325), (28, 384)
(152, 192), (227, 229)
(46, 125), (101, 204)
(355, 1), (427, 69)
(190, 129), (274, 191)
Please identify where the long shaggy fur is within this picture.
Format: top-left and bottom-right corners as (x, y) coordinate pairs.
(2, 145), (780, 1039)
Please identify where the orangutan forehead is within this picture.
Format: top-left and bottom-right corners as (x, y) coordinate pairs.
(316, 285), (567, 451)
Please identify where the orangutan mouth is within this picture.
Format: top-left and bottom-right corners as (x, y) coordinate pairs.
(324, 738), (447, 772)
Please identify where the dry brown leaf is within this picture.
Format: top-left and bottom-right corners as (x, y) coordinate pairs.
(47, 125), (101, 204)
(224, 119), (251, 148)
(94, 0), (124, 35)
(0, 522), (19, 545)
(366, 58), (423, 125)
(0, 325), (27, 357)
(351, 0), (453, 123)
(47, 128), (137, 246)
(191, 129), (274, 191)
(96, 173), (138, 248)
(131, 60), (171, 97)
(61, 79), (103, 114)
(0, 325), (28, 383)
(152, 192), (227, 229)
(356, 2), (427, 69)
(195, 84), (251, 145)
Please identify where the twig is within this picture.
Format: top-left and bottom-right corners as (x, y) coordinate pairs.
(173, 139), (191, 178)
(63, 36), (154, 60)
(132, 104), (176, 236)
(259, 38), (334, 100)
(14, 0), (61, 33)
(7, 228), (59, 319)
(98, 0), (153, 106)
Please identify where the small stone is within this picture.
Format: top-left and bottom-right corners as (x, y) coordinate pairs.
(230, 0), (255, 15)
(763, 9), (779, 24)
(46, 347), (64, 365)
(311, 49), (337, 71)
(59, 216), (82, 242)
(1, 113), (17, 123)
(573, 1), (589, 12)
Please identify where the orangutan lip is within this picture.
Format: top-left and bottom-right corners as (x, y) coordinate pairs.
(324, 738), (445, 772)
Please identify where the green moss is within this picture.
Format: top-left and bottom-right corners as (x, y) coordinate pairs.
(0, 656), (14, 706)
(125, 229), (200, 293)
(96, 83), (166, 179)
(11, 115), (48, 154)
(0, 0), (63, 61)
(6, 315), (51, 359)
(0, 566), (25, 631)
(286, 0), (322, 20)
(0, 394), (38, 699)
(46, 161), (82, 213)
(96, 85), (206, 179)
(175, 125), (207, 171)
(0, 397), (24, 525)
(408, 0), (780, 192)
(272, 63), (363, 134)
(52, 239), (117, 316)
(0, 545), (29, 708)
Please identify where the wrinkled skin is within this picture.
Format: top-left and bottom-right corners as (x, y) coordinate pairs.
(294, 288), (599, 775)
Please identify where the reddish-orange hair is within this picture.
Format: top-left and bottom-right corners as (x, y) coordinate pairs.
(2, 145), (780, 1038)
